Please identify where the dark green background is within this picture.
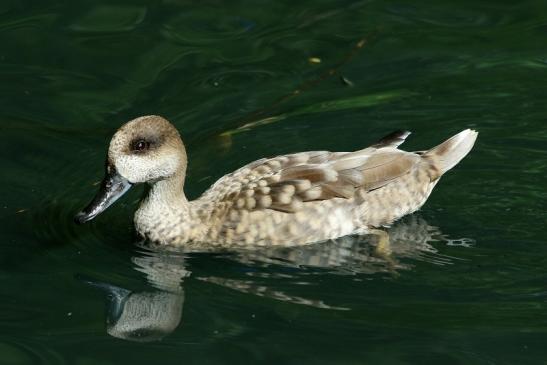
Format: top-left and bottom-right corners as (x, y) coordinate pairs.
(1, 0), (546, 364)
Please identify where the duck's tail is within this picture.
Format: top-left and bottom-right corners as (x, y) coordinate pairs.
(424, 129), (478, 176)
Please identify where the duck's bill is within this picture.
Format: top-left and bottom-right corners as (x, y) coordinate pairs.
(74, 166), (132, 224)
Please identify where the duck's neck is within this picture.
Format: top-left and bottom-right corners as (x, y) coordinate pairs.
(146, 172), (188, 209)
(135, 171), (197, 243)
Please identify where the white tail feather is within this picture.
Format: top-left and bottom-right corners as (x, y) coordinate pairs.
(425, 129), (478, 175)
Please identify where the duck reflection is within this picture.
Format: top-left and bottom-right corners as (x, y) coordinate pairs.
(83, 216), (472, 342)
(229, 215), (455, 272)
(81, 251), (188, 342)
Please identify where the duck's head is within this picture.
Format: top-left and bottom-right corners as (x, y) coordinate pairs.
(75, 115), (186, 224)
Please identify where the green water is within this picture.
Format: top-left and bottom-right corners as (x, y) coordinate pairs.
(1, 0), (547, 363)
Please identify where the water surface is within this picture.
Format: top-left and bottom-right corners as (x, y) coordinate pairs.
(1, 0), (546, 364)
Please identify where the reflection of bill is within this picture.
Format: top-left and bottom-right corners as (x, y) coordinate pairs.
(82, 215), (473, 342)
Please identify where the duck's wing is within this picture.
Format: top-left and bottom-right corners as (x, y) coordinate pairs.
(201, 131), (420, 213)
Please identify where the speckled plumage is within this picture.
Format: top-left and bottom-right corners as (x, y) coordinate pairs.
(97, 116), (477, 247)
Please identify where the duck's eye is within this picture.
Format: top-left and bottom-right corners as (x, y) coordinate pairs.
(132, 139), (150, 152)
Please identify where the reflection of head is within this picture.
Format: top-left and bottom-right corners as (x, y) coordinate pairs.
(106, 290), (184, 342)
(82, 247), (189, 342)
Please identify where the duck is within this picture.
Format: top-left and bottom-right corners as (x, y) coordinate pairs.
(75, 115), (477, 247)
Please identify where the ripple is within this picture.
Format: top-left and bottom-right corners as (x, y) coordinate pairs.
(193, 69), (279, 90)
(0, 13), (58, 32)
(385, 3), (525, 28)
(68, 5), (147, 33)
(0, 339), (66, 364)
(161, 12), (257, 45)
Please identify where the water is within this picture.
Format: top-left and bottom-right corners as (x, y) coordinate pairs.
(1, 0), (546, 363)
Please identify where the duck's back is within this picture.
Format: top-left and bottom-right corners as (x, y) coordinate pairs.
(192, 129), (477, 246)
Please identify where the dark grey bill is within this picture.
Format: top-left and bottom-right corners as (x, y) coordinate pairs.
(74, 165), (132, 224)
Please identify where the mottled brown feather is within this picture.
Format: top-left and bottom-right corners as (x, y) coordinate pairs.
(201, 138), (421, 216)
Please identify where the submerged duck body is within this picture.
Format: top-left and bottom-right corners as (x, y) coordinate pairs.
(76, 116), (477, 247)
